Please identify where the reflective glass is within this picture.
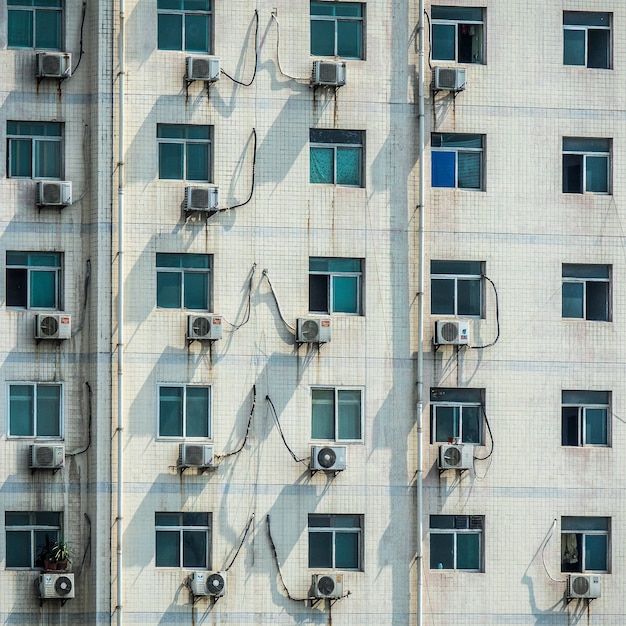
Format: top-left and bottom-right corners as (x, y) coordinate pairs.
(182, 530), (207, 568)
(8, 10), (33, 47)
(30, 270), (55, 308)
(10, 139), (32, 177)
(458, 152), (481, 189)
(462, 406), (481, 443)
(431, 278), (455, 315)
(585, 408), (607, 445)
(562, 282), (584, 318)
(35, 140), (61, 178)
(186, 387), (209, 437)
(335, 532), (359, 568)
(10, 385), (34, 436)
(337, 20), (361, 58)
(585, 535), (608, 571)
(457, 533), (480, 570)
(332, 275), (358, 313)
(157, 272), (182, 308)
(337, 390), (361, 439)
(430, 533), (454, 569)
(156, 531), (179, 566)
(432, 24), (455, 61)
(6, 531), (31, 567)
(309, 531), (333, 567)
(432, 7), (482, 21)
(311, 20), (335, 56)
(435, 407), (457, 442)
(312, 389), (335, 439)
(185, 14), (209, 53)
(35, 9), (60, 48)
(160, 387), (183, 436)
(585, 155), (608, 192)
(186, 143), (209, 181)
(37, 385), (60, 437)
(457, 279), (481, 316)
(159, 143), (184, 179)
(183, 272), (208, 310)
(158, 14), (182, 50)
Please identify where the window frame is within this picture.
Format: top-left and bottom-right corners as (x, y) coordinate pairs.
(430, 388), (483, 445)
(431, 6), (485, 64)
(310, 1), (365, 60)
(157, 124), (213, 182)
(561, 391), (610, 447)
(563, 12), (611, 69)
(311, 387), (363, 442)
(5, 512), (61, 570)
(155, 512), (212, 569)
(7, 382), (63, 439)
(157, 384), (212, 440)
(7, 121), (63, 180)
(430, 260), (484, 318)
(429, 514), (484, 572)
(309, 257), (364, 315)
(7, 0), (63, 50)
(156, 253), (213, 311)
(431, 133), (485, 190)
(309, 129), (364, 187)
(562, 264), (611, 322)
(561, 516), (610, 573)
(308, 514), (363, 571)
(6, 251), (63, 311)
(157, 0), (212, 54)
(562, 138), (611, 194)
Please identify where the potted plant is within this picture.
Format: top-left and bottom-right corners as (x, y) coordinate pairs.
(37, 535), (56, 570)
(50, 539), (72, 570)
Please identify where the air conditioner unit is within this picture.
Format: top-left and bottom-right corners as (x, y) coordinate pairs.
(185, 186), (219, 212)
(433, 66), (466, 91)
(312, 573), (343, 599)
(186, 56), (221, 82)
(37, 52), (72, 79)
(434, 320), (469, 346)
(30, 444), (65, 470)
(567, 574), (601, 599)
(38, 573), (75, 599)
(36, 181), (72, 207)
(297, 318), (331, 343)
(438, 444), (473, 470)
(187, 315), (223, 341)
(36, 314), (71, 340)
(179, 443), (215, 469)
(310, 446), (347, 472)
(312, 61), (346, 87)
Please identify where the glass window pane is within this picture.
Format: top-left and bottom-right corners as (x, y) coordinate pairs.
(337, 21), (361, 58)
(457, 152), (481, 189)
(157, 253), (183, 268)
(181, 254), (210, 269)
(586, 281), (609, 321)
(585, 408), (607, 445)
(158, 14), (182, 50)
(332, 275), (358, 313)
(37, 386), (60, 437)
(563, 29), (585, 65)
(430, 533), (454, 569)
(35, 10), (60, 48)
(186, 388), (209, 438)
(563, 517), (608, 531)
(10, 385), (34, 436)
(585, 156), (608, 192)
(462, 406), (480, 443)
(182, 530), (207, 568)
(312, 389), (335, 440)
(562, 407), (580, 446)
(159, 143), (184, 179)
(8, 10), (33, 47)
(311, 20), (335, 56)
(160, 387), (183, 437)
(311, 2), (334, 16)
(10, 139), (32, 177)
(310, 147), (334, 184)
(186, 143), (209, 181)
(30, 270), (56, 308)
(432, 24), (455, 61)
(431, 260), (482, 275)
(337, 390), (361, 439)
(183, 272), (208, 310)
(457, 23), (482, 63)
(564, 138), (610, 152)
(431, 151), (455, 188)
(563, 154), (583, 193)
(6, 531), (31, 567)
(588, 29), (609, 69)
(35, 141), (61, 178)
(435, 406), (456, 442)
(156, 531), (180, 567)
(157, 125), (185, 140)
(432, 7), (482, 21)
(431, 278), (455, 315)
(457, 279), (481, 316)
(157, 272), (182, 308)
(336, 147), (361, 186)
(335, 532), (359, 568)
(585, 535), (607, 571)
(309, 274), (329, 313)
(156, 512), (180, 526)
(326, 258), (361, 272)
(335, 4), (362, 18)
(309, 531), (333, 567)
(563, 390), (609, 404)
(456, 533), (480, 570)
(309, 514), (331, 528)
(6, 268), (28, 308)
(185, 14), (209, 52)
(562, 282), (583, 318)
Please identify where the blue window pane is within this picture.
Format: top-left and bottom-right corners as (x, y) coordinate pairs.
(186, 388), (209, 437)
(435, 406), (457, 441)
(35, 10), (60, 48)
(564, 12), (610, 27)
(563, 282), (584, 318)
(312, 389), (335, 439)
(186, 143), (209, 181)
(586, 408), (607, 445)
(6, 531), (31, 567)
(156, 531), (180, 567)
(37, 386), (60, 437)
(309, 532), (333, 568)
(157, 272), (182, 308)
(10, 385), (34, 436)
(458, 152), (481, 189)
(337, 21), (361, 58)
(311, 20), (335, 55)
(10, 139), (32, 177)
(184, 272), (208, 310)
(430, 533), (454, 569)
(311, 2), (334, 16)
(160, 387), (183, 436)
(337, 390), (361, 439)
(332, 275), (358, 313)
(185, 14), (209, 53)
(585, 535), (607, 571)
(310, 147), (334, 184)
(335, 532), (359, 568)
(431, 151), (455, 188)
(457, 534), (480, 570)
(159, 143), (184, 179)
(563, 30), (585, 65)
(158, 14), (182, 50)
(182, 254), (210, 269)
(432, 24), (455, 61)
(8, 10), (33, 47)
(182, 530), (207, 568)
(336, 147), (361, 186)
(35, 141), (61, 178)
(30, 270), (55, 308)
(585, 156), (608, 192)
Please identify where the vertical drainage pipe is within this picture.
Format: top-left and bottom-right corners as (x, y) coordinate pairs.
(416, 0), (425, 625)
(116, 0), (125, 624)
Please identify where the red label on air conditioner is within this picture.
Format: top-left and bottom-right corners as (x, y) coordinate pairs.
(60, 317), (70, 324)
(321, 320), (330, 327)
(212, 317), (221, 324)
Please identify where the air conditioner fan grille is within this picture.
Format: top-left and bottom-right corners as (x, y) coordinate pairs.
(42, 56), (62, 75)
(443, 446), (461, 466)
(571, 576), (590, 596)
(39, 316), (59, 337)
(192, 317), (210, 337)
(207, 573), (225, 594)
(317, 447), (337, 469)
(317, 576), (336, 596)
(36, 446), (54, 466)
(184, 445), (205, 465)
(301, 320), (320, 341)
(440, 322), (459, 342)
(55, 576), (73, 596)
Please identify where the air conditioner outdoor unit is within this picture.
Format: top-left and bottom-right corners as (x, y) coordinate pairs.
(38, 573), (75, 599)
(35, 314), (71, 340)
(37, 52), (72, 79)
(438, 444), (473, 470)
(30, 444), (65, 470)
(187, 315), (223, 341)
(312, 61), (346, 87)
(297, 318), (331, 343)
(435, 320), (469, 346)
(205, 571), (226, 597)
(567, 574), (601, 599)
(36, 181), (72, 207)
(185, 186), (219, 212)
(186, 56), (221, 82)
(179, 443), (215, 469)
(310, 446), (347, 472)
(312, 573), (343, 599)
(433, 66), (466, 91)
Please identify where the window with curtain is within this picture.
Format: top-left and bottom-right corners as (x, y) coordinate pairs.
(310, 129), (363, 186)
(309, 257), (363, 315)
(561, 517), (609, 573)
(308, 514), (362, 570)
(312, 388), (362, 441)
(156, 253), (212, 310)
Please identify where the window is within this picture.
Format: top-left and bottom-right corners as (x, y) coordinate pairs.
(7, 122), (62, 179)
(310, 129), (363, 187)
(6, 252), (62, 310)
(8, 0), (62, 49)
(563, 138), (610, 194)
(158, 385), (211, 439)
(6, 512), (60, 569)
(8, 383), (62, 438)
(562, 391), (609, 447)
(310, 2), (363, 59)
(561, 517), (609, 573)
(155, 512), (211, 568)
(563, 12), (611, 69)
(312, 388), (362, 441)
(430, 515), (483, 571)
(562, 264), (610, 321)
(158, 0), (211, 53)
(431, 133), (484, 190)
(431, 388), (483, 444)
(156, 253), (212, 310)
(309, 257), (363, 315)
(157, 124), (212, 182)
(431, 261), (482, 317)
(431, 6), (484, 64)
(308, 514), (362, 570)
